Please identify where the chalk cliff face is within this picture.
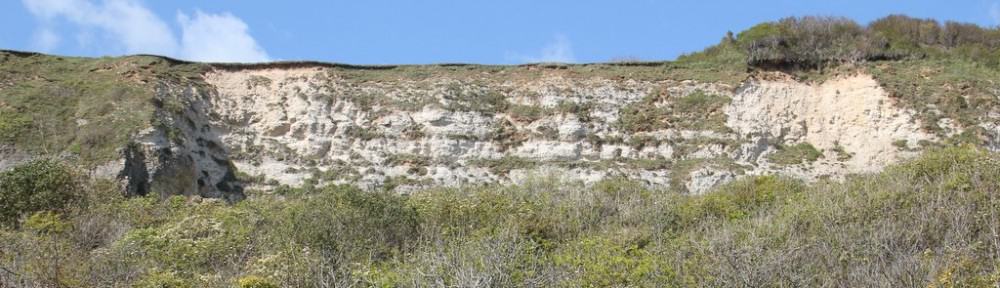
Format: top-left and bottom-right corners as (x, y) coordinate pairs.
(128, 66), (933, 196)
(726, 73), (936, 179)
(0, 51), (959, 199)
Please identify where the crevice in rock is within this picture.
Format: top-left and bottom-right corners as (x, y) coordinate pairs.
(119, 142), (150, 197)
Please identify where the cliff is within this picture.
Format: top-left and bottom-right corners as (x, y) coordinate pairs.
(2, 49), (992, 200)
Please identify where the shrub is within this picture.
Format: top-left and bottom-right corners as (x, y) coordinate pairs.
(384, 153), (431, 167)
(133, 270), (191, 288)
(593, 177), (648, 197)
(2, 140), (1000, 287)
(505, 104), (547, 122)
(691, 15), (1000, 70)
(442, 85), (510, 113)
(617, 90), (670, 133)
(237, 275), (279, 288)
(24, 211), (71, 234)
(0, 159), (77, 226)
(768, 142), (823, 165)
(555, 100), (594, 121)
(470, 156), (538, 175)
(669, 90), (731, 131)
(829, 142), (853, 161)
(743, 16), (868, 68)
(282, 185), (420, 262)
(667, 175), (803, 229)
(553, 236), (670, 287)
(617, 89), (730, 133)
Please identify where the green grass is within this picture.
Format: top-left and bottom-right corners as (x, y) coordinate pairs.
(505, 104), (547, 122)
(668, 90), (732, 132)
(469, 156), (539, 175)
(384, 153), (432, 167)
(768, 142), (824, 165)
(0, 52), (208, 166)
(0, 108), (31, 143)
(442, 84), (510, 113)
(867, 58), (1000, 134)
(617, 89), (732, 134)
(616, 89), (671, 133)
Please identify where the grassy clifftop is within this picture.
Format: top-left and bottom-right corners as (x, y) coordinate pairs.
(679, 15), (1000, 135)
(0, 52), (208, 166)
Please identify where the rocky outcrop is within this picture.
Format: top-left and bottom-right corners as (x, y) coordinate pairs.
(114, 84), (245, 202)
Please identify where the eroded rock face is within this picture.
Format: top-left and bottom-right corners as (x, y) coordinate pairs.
(202, 68), (736, 191)
(114, 85), (245, 202)
(181, 67), (938, 194)
(727, 73), (936, 179)
(686, 166), (736, 195)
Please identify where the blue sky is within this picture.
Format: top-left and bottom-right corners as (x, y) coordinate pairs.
(3, 0), (1000, 64)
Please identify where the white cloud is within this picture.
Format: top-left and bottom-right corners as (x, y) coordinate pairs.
(508, 34), (577, 64)
(177, 10), (269, 62)
(22, 0), (268, 62)
(23, 0), (177, 56)
(31, 28), (61, 52)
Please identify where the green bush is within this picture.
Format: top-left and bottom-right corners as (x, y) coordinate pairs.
(553, 236), (670, 287)
(442, 85), (510, 113)
(617, 91), (670, 133)
(668, 175), (803, 229)
(283, 185), (420, 261)
(133, 270), (192, 288)
(617, 89), (730, 133)
(0, 159), (77, 226)
(24, 211), (71, 234)
(689, 15), (1000, 70)
(669, 90), (731, 132)
(768, 142), (823, 165)
(470, 156), (538, 175)
(237, 275), (279, 288)
(555, 100), (594, 121)
(505, 104), (547, 122)
(736, 22), (785, 43)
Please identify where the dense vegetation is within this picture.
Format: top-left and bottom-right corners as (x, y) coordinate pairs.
(678, 15), (1000, 135)
(680, 15), (1000, 70)
(1, 147), (998, 287)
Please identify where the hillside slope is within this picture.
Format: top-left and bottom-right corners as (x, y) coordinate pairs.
(2, 14), (1000, 287)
